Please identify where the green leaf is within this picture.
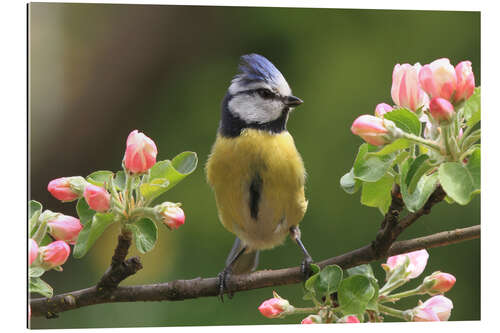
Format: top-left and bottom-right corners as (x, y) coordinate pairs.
(366, 279), (380, 312)
(346, 264), (376, 281)
(29, 277), (53, 298)
(361, 173), (394, 215)
(353, 144), (396, 182)
(76, 197), (95, 226)
(86, 170), (114, 187)
(114, 171), (126, 190)
(405, 155), (433, 194)
(140, 152), (198, 201)
(73, 212), (115, 258)
(310, 263), (320, 275)
(316, 265), (343, 297)
(466, 147), (480, 192)
(464, 87), (481, 128)
(128, 218), (158, 254)
(29, 200), (43, 235)
(439, 161), (478, 205)
(29, 266), (45, 278)
(400, 158), (439, 212)
(338, 275), (375, 316)
(384, 108), (421, 136)
(304, 273), (320, 296)
(340, 168), (361, 194)
(367, 138), (410, 156)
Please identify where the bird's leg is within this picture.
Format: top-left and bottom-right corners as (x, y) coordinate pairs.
(290, 226), (314, 278)
(217, 244), (247, 302)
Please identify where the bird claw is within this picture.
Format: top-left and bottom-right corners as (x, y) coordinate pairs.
(300, 256), (314, 279)
(217, 268), (234, 302)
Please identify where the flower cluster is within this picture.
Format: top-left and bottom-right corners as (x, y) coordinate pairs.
(29, 129), (197, 320)
(257, 250), (455, 324)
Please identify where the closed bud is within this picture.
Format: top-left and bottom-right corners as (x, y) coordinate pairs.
(374, 103), (393, 117)
(157, 202), (185, 230)
(384, 249), (429, 279)
(338, 315), (360, 323)
(29, 239), (39, 266)
(419, 58), (457, 101)
(40, 240), (71, 270)
(351, 115), (398, 146)
(124, 130), (158, 174)
(301, 314), (322, 324)
(423, 271), (456, 295)
(47, 176), (85, 202)
(391, 63), (429, 111)
(47, 214), (83, 245)
(412, 295), (453, 321)
(429, 97), (454, 124)
(454, 61), (475, 102)
(258, 297), (294, 318)
(84, 184), (111, 212)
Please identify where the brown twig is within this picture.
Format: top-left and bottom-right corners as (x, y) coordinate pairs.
(30, 224), (479, 317)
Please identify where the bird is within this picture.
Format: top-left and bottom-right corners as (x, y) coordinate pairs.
(206, 53), (312, 300)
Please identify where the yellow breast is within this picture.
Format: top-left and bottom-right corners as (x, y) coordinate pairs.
(206, 129), (308, 250)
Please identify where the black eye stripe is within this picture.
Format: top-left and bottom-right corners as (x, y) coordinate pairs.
(234, 88), (278, 99)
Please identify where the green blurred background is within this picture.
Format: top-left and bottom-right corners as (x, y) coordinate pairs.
(29, 3), (480, 328)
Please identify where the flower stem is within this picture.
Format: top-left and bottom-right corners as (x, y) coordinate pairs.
(378, 304), (407, 320)
(402, 133), (442, 153)
(291, 306), (319, 314)
(380, 287), (424, 303)
(380, 279), (408, 295)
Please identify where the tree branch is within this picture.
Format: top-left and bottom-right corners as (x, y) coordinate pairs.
(30, 224), (479, 317)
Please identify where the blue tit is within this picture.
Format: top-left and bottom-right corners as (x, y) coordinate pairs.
(206, 53), (312, 299)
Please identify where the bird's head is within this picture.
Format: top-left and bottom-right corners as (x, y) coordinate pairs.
(226, 54), (303, 125)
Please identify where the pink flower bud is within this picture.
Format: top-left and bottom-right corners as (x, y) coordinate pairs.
(419, 58), (457, 101)
(258, 297), (292, 318)
(374, 103), (393, 117)
(391, 63), (429, 111)
(424, 272), (456, 294)
(413, 295), (453, 321)
(454, 61), (475, 102)
(47, 215), (83, 245)
(301, 315), (322, 324)
(29, 239), (39, 266)
(351, 115), (393, 146)
(338, 315), (360, 323)
(429, 97), (455, 123)
(47, 177), (80, 202)
(40, 240), (71, 269)
(158, 203), (185, 230)
(83, 184), (111, 212)
(124, 130), (158, 174)
(385, 249), (429, 279)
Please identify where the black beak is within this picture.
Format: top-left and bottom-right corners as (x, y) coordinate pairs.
(284, 95), (304, 107)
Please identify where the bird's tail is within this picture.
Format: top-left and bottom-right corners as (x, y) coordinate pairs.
(225, 237), (259, 274)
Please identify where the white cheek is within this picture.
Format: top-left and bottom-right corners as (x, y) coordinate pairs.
(229, 95), (283, 124)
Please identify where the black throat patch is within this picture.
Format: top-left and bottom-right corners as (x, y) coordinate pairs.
(218, 92), (289, 137)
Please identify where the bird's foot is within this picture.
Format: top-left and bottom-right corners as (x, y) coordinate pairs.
(217, 267), (234, 302)
(300, 256), (314, 279)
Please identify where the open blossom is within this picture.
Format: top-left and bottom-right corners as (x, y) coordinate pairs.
(338, 315), (360, 323)
(413, 295), (453, 321)
(391, 63), (428, 111)
(47, 214), (83, 245)
(124, 130), (158, 173)
(419, 58), (457, 101)
(258, 297), (293, 318)
(301, 315), (322, 324)
(351, 115), (391, 146)
(429, 97), (454, 124)
(454, 61), (475, 102)
(424, 272), (456, 295)
(47, 177), (81, 202)
(40, 240), (71, 269)
(29, 239), (39, 266)
(384, 249), (429, 279)
(84, 184), (111, 212)
(374, 103), (393, 117)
